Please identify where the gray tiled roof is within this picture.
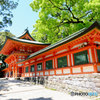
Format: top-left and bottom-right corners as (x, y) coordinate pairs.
(11, 21), (100, 63)
(29, 28), (86, 58)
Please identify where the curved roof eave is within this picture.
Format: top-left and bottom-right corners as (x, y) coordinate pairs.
(7, 36), (50, 45)
(0, 36), (50, 53)
(17, 29), (36, 41)
(16, 21), (100, 64)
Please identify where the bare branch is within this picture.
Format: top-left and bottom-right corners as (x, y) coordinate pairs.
(49, 0), (82, 22)
(79, 11), (92, 19)
(64, 3), (79, 21)
(59, 20), (84, 27)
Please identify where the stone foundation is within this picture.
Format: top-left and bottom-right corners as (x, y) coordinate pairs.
(20, 73), (100, 94)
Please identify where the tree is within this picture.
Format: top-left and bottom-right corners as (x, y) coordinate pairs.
(0, 0), (18, 31)
(0, 31), (16, 47)
(0, 31), (16, 68)
(30, 0), (100, 44)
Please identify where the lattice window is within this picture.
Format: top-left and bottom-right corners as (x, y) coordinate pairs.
(37, 63), (42, 71)
(31, 65), (34, 72)
(46, 60), (52, 70)
(74, 50), (89, 65)
(25, 66), (28, 73)
(57, 56), (67, 68)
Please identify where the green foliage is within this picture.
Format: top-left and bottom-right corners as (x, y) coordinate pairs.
(0, 31), (16, 47)
(51, 88), (56, 91)
(0, 0), (18, 31)
(30, 0), (100, 44)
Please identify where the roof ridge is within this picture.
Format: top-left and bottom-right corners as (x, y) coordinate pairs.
(17, 29), (36, 41)
(28, 27), (86, 58)
(13, 21), (100, 64)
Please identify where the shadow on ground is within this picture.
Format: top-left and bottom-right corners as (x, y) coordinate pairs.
(29, 97), (53, 100)
(0, 79), (33, 92)
(0, 79), (18, 91)
(7, 99), (22, 100)
(7, 97), (52, 100)
(0, 83), (9, 91)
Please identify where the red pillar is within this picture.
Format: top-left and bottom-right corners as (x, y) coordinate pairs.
(53, 52), (56, 75)
(88, 46), (98, 73)
(9, 64), (11, 77)
(29, 63), (31, 77)
(34, 59), (37, 77)
(13, 63), (15, 78)
(42, 56), (45, 76)
(69, 53), (73, 74)
(94, 64), (98, 73)
(15, 64), (18, 77)
(91, 46), (96, 63)
(8, 64), (10, 77)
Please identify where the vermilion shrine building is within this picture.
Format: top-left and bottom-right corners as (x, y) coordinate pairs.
(1, 21), (100, 78)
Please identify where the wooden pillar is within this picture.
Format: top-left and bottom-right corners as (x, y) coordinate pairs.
(43, 61), (45, 70)
(34, 59), (37, 77)
(15, 64), (18, 77)
(13, 63), (15, 77)
(67, 46), (72, 74)
(53, 52), (56, 75)
(23, 63), (25, 77)
(42, 56), (45, 70)
(15, 64), (16, 77)
(81, 67), (83, 74)
(94, 64), (98, 73)
(91, 46), (96, 63)
(90, 45), (98, 64)
(9, 67), (11, 77)
(22, 67), (23, 77)
(68, 53), (73, 74)
(53, 58), (56, 75)
(71, 53), (74, 66)
(94, 47), (98, 63)
(29, 63), (30, 77)
(15, 56), (18, 77)
(88, 47), (93, 63)
(88, 40), (95, 63)
(8, 64), (10, 77)
(42, 56), (45, 76)
(67, 53), (72, 67)
(69, 54), (72, 67)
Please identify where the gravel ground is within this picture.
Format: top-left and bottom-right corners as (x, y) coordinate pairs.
(0, 79), (96, 100)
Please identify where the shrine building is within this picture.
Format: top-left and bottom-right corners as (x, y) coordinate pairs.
(0, 21), (100, 78)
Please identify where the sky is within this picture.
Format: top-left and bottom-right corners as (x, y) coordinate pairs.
(5, 0), (39, 37)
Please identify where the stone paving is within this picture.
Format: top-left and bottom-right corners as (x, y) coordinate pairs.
(0, 79), (97, 100)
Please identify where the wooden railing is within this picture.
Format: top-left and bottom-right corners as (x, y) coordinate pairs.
(20, 63), (97, 77)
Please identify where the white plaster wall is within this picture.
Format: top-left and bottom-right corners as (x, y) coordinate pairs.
(50, 71), (54, 75)
(63, 69), (70, 74)
(83, 66), (94, 72)
(56, 70), (62, 74)
(72, 68), (81, 73)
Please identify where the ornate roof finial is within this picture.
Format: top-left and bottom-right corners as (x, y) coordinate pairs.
(25, 27), (28, 31)
(24, 27), (29, 34)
